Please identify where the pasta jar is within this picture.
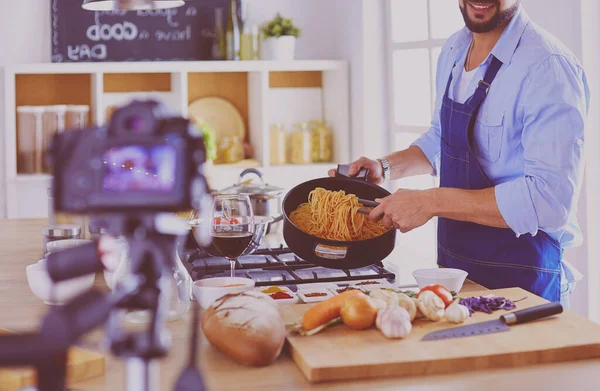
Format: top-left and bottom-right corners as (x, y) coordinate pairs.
(289, 122), (312, 164)
(310, 120), (333, 163)
(269, 124), (286, 165)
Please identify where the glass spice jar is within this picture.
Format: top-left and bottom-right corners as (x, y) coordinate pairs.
(310, 120), (333, 163)
(42, 105), (67, 173)
(66, 105), (90, 130)
(218, 135), (244, 164)
(289, 122), (312, 164)
(269, 124), (286, 165)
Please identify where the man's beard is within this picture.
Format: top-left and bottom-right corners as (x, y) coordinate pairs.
(460, 1), (520, 33)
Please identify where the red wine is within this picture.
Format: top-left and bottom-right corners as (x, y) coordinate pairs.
(211, 232), (253, 259)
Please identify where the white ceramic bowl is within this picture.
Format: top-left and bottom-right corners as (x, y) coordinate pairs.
(412, 268), (468, 292)
(192, 277), (255, 309)
(26, 259), (95, 305)
(46, 239), (93, 254)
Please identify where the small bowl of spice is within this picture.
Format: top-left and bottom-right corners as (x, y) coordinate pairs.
(297, 288), (333, 303)
(257, 286), (298, 304)
(330, 286), (366, 296)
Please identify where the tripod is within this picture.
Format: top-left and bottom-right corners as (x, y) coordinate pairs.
(0, 214), (206, 391)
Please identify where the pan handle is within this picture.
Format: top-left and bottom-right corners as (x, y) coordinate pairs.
(335, 164), (369, 181)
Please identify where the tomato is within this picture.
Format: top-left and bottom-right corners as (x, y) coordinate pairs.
(214, 217), (240, 225)
(418, 284), (453, 308)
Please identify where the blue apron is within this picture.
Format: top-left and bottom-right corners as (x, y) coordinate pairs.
(437, 56), (562, 302)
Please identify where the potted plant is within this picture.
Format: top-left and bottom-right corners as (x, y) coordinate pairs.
(261, 13), (301, 61)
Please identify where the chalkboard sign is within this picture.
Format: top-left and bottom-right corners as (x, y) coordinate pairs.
(51, 0), (239, 62)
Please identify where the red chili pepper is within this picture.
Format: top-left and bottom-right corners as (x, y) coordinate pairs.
(270, 291), (293, 300)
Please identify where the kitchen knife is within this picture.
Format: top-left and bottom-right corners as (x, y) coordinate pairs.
(422, 302), (563, 341)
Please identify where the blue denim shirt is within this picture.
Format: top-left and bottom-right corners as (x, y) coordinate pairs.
(413, 6), (589, 249)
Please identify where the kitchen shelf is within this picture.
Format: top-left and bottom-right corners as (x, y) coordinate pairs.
(2, 60), (350, 218)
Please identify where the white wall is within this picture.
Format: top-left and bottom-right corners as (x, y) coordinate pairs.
(580, 0), (600, 323)
(521, 0), (593, 317)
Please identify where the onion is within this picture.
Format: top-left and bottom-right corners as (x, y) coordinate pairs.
(340, 293), (378, 330)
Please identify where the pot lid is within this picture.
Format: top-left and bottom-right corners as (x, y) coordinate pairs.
(219, 168), (284, 196)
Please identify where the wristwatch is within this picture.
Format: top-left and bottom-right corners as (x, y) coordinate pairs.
(377, 157), (391, 182)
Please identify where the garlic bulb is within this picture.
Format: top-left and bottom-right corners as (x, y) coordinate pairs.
(413, 297), (425, 319)
(444, 301), (470, 324)
(370, 298), (388, 311)
(369, 288), (399, 308)
(417, 291), (445, 321)
(396, 292), (417, 321)
(376, 307), (412, 339)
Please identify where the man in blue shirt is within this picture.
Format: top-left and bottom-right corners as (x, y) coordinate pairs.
(331, 0), (589, 306)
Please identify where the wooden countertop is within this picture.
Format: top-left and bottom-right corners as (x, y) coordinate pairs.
(2, 218), (600, 391)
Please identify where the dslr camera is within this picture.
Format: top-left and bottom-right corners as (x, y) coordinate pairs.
(50, 100), (207, 214)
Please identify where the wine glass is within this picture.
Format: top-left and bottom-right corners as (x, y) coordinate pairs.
(210, 195), (255, 278)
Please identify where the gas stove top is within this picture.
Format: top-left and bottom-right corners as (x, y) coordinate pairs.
(182, 246), (397, 287)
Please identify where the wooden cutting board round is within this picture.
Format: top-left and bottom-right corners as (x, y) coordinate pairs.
(188, 97), (245, 141)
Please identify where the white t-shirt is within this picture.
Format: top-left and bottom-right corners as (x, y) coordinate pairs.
(455, 66), (478, 104)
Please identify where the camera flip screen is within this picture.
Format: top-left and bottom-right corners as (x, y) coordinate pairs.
(102, 145), (176, 192)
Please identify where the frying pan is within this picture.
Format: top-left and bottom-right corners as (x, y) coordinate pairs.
(283, 165), (396, 269)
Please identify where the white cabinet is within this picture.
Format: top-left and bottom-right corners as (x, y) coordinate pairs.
(2, 60), (350, 218)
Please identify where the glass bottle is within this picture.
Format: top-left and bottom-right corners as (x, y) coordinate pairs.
(289, 122), (312, 164)
(270, 124), (286, 165)
(112, 239), (192, 324)
(212, 8), (225, 60)
(310, 120), (333, 162)
(239, 0), (254, 60)
(226, 0), (240, 61)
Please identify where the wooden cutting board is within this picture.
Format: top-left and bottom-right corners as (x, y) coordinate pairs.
(284, 288), (600, 383)
(0, 329), (105, 391)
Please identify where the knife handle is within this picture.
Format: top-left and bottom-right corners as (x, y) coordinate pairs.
(501, 302), (563, 325)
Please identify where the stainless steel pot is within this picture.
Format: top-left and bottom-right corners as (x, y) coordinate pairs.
(217, 169), (284, 234)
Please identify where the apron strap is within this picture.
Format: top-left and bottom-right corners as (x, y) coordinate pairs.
(467, 56), (503, 109)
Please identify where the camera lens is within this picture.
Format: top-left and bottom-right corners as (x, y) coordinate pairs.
(125, 115), (147, 133)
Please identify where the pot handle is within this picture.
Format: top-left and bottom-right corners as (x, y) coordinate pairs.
(271, 214), (284, 223)
(335, 164), (369, 181)
(236, 168), (265, 185)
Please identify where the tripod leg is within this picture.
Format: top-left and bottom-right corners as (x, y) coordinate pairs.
(37, 350), (68, 391)
(127, 358), (159, 391)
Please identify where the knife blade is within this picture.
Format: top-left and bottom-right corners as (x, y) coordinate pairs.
(422, 302), (563, 341)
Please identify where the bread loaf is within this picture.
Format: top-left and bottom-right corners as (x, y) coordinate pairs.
(202, 291), (286, 367)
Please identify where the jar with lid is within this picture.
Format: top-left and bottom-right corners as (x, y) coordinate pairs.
(42, 105), (67, 173)
(111, 239), (192, 323)
(218, 135), (244, 164)
(47, 186), (87, 237)
(66, 105), (90, 130)
(42, 224), (82, 254)
(269, 124), (286, 165)
(17, 106), (44, 174)
(289, 122), (312, 164)
(310, 120), (333, 163)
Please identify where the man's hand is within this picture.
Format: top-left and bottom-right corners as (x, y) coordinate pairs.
(328, 157), (384, 184)
(369, 189), (434, 233)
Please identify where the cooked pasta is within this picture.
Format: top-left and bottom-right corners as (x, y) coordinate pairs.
(289, 188), (389, 241)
